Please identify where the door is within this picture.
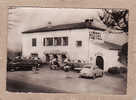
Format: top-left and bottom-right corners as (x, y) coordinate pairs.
(96, 56), (104, 70)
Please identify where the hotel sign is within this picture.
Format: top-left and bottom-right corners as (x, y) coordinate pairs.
(89, 31), (102, 40)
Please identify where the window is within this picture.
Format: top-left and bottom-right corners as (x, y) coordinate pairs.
(47, 38), (53, 46)
(31, 53), (38, 57)
(54, 37), (61, 46)
(43, 37), (68, 46)
(43, 38), (46, 46)
(63, 37), (68, 46)
(76, 41), (82, 47)
(32, 38), (36, 47)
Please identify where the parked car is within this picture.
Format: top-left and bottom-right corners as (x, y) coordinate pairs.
(7, 57), (40, 71)
(79, 64), (104, 79)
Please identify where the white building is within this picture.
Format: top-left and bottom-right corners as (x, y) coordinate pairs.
(22, 19), (127, 71)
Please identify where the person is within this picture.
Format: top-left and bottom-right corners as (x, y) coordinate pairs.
(64, 58), (69, 64)
(32, 57), (39, 73)
(52, 58), (57, 65)
(50, 58), (58, 70)
(63, 58), (71, 72)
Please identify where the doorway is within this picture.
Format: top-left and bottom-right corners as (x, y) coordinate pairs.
(96, 56), (104, 70)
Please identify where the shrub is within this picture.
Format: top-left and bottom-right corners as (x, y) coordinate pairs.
(108, 67), (120, 74)
(120, 67), (127, 73)
(108, 66), (127, 74)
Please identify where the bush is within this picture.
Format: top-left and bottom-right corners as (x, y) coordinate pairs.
(108, 66), (127, 74)
(120, 67), (127, 73)
(108, 67), (120, 74)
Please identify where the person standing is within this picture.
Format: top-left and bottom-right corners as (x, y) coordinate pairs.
(63, 58), (71, 72)
(50, 57), (57, 70)
(32, 57), (39, 73)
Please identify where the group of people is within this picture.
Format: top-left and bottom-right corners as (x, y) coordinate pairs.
(50, 57), (71, 71)
(49, 57), (60, 70)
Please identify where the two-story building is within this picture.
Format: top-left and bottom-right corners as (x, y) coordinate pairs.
(22, 19), (127, 71)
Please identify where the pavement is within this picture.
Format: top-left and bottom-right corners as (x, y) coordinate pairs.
(7, 64), (127, 94)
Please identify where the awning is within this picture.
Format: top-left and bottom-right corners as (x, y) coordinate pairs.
(43, 50), (68, 55)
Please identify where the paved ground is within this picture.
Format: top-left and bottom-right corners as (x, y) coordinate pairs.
(7, 64), (127, 94)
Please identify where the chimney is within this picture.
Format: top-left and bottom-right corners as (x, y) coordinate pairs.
(47, 21), (52, 28)
(85, 18), (93, 27)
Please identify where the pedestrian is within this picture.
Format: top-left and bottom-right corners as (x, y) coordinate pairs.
(50, 57), (57, 70)
(63, 58), (71, 72)
(32, 57), (39, 73)
(64, 57), (68, 64)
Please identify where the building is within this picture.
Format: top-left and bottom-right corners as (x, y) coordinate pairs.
(22, 19), (127, 71)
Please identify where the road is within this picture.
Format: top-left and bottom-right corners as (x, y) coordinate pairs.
(7, 64), (127, 94)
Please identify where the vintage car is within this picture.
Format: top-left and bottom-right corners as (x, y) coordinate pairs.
(7, 57), (40, 71)
(79, 64), (104, 79)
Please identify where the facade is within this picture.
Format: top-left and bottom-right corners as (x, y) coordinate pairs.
(22, 20), (127, 71)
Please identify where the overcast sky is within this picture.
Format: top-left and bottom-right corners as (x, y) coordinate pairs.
(8, 7), (104, 52)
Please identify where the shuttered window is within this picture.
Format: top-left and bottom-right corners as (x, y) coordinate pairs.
(54, 37), (61, 46)
(63, 37), (68, 46)
(32, 38), (36, 47)
(43, 38), (46, 46)
(76, 41), (82, 47)
(47, 38), (53, 46)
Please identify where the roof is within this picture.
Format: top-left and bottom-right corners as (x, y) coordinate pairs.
(94, 41), (122, 50)
(102, 32), (127, 46)
(22, 21), (106, 34)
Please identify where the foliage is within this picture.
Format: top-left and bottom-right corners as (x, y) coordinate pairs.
(108, 67), (120, 74)
(118, 43), (128, 65)
(108, 66), (127, 74)
(99, 9), (128, 32)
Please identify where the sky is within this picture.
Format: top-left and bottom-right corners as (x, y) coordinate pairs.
(8, 7), (104, 52)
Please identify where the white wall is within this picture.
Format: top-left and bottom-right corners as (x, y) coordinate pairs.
(22, 29), (90, 62)
(88, 42), (119, 71)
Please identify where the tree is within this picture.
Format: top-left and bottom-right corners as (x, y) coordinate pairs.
(118, 43), (128, 65)
(99, 9), (128, 32)
(99, 9), (128, 65)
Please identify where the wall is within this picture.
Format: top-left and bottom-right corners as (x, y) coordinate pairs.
(88, 42), (119, 71)
(22, 29), (90, 62)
